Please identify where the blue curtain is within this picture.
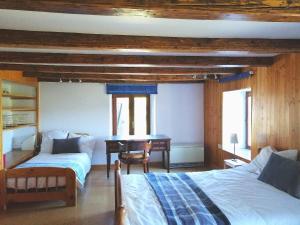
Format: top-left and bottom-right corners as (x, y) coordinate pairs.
(106, 84), (157, 94)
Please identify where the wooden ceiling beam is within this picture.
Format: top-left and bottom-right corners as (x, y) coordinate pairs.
(0, 30), (299, 53)
(23, 72), (217, 81)
(6, 64), (240, 75)
(38, 78), (203, 84)
(0, 52), (273, 67)
(0, 1), (300, 22)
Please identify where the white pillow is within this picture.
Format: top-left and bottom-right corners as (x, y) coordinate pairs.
(277, 149), (298, 161)
(40, 130), (69, 153)
(249, 146), (299, 174)
(248, 146), (276, 174)
(68, 133), (96, 160)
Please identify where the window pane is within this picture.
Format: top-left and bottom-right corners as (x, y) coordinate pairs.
(134, 97), (147, 135)
(116, 97), (129, 136)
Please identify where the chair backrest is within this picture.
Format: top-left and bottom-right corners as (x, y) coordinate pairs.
(144, 141), (152, 154)
(118, 141), (152, 154)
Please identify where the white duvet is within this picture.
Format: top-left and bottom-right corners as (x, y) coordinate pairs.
(7, 153), (91, 190)
(122, 165), (300, 225)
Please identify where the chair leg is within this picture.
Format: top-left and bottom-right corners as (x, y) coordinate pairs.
(127, 164), (130, 174)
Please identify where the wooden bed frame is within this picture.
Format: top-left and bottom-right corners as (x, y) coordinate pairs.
(115, 160), (125, 225)
(0, 132), (89, 210)
(0, 167), (76, 210)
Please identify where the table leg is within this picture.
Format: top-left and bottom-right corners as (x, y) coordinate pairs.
(162, 151), (165, 168)
(167, 150), (170, 173)
(107, 153), (111, 179)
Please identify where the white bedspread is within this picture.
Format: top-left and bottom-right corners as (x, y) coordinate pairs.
(7, 153), (91, 190)
(122, 165), (300, 225)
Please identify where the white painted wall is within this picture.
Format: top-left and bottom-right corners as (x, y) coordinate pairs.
(40, 82), (204, 165)
(156, 84), (203, 144)
(40, 82), (113, 164)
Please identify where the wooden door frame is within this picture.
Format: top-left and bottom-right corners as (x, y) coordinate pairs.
(112, 94), (150, 135)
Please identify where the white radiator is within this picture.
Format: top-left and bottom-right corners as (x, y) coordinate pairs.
(170, 144), (204, 168)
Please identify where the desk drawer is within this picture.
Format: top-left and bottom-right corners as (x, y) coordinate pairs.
(151, 141), (169, 151)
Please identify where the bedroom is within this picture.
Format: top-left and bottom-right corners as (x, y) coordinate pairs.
(0, 1), (300, 225)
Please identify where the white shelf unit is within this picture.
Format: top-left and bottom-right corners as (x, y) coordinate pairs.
(1, 80), (38, 153)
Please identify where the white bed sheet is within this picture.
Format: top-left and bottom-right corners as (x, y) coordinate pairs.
(7, 152), (91, 190)
(122, 165), (300, 225)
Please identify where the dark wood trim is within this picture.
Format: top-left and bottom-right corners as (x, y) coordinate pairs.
(0, 30), (298, 54)
(5, 65), (242, 75)
(0, 52), (274, 67)
(129, 96), (134, 135)
(38, 78), (204, 84)
(146, 95), (150, 135)
(25, 72), (217, 82)
(112, 95), (117, 136)
(1, 1), (300, 22)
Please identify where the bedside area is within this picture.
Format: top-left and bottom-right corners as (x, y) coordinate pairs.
(224, 159), (247, 169)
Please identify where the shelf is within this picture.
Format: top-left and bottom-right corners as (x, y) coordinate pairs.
(3, 107), (37, 112)
(2, 94), (36, 99)
(3, 124), (37, 130)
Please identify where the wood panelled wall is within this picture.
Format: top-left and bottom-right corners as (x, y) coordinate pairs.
(204, 54), (300, 168)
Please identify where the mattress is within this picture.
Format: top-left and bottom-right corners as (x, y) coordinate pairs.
(7, 152), (91, 190)
(122, 165), (300, 225)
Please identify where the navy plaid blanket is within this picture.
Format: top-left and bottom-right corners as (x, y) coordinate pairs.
(145, 173), (230, 225)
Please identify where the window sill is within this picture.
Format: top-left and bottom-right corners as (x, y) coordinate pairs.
(222, 147), (251, 161)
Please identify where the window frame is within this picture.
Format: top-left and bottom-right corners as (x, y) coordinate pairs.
(112, 94), (150, 135)
(245, 91), (252, 149)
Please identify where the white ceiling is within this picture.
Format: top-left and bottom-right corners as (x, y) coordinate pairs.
(0, 9), (300, 39)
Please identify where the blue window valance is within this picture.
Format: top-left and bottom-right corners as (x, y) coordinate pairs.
(219, 71), (253, 83)
(106, 84), (157, 94)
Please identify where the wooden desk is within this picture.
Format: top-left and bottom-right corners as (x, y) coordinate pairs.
(4, 150), (35, 169)
(105, 135), (171, 178)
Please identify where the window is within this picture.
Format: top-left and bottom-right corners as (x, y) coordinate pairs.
(222, 88), (252, 160)
(246, 92), (252, 149)
(112, 95), (150, 136)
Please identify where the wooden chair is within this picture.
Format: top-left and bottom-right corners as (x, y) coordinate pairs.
(118, 141), (152, 174)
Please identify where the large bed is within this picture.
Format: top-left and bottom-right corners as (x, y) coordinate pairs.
(115, 147), (300, 225)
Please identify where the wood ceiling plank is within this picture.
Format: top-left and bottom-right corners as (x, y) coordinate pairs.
(0, 0), (300, 22)
(0, 30), (299, 53)
(0, 52), (273, 67)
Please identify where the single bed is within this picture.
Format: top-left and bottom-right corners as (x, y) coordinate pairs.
(6, 152), (91, 190)
(115, 148), (300, 225)
(0, 131), (94, 210)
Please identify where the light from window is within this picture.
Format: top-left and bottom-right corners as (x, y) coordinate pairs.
(222, 88), (251, 160)
(116, 97), (130, 136)
(134, 97), (147, 135)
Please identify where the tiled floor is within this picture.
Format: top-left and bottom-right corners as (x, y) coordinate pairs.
(0, 164), (205, 225)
